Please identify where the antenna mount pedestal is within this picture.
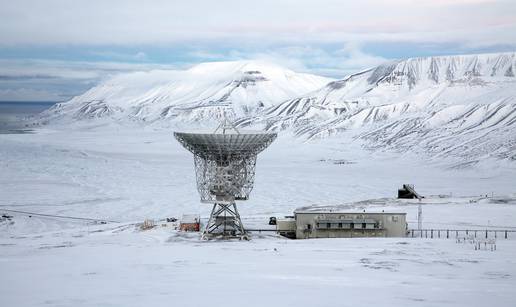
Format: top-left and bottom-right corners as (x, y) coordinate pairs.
(202, 202), (248, 240)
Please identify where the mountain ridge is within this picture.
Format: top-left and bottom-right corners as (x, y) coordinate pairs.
(39, 53), (516, 164)
(239, 52), (516, 164)
(41, 60), (333, 125)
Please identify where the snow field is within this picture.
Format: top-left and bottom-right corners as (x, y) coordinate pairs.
(1, 124), (516, 307)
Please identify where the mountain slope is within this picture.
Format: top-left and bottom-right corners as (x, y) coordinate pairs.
(239, 52), (516, 163)
(40, 61), (333, 125)
(39, 53), (516, 164)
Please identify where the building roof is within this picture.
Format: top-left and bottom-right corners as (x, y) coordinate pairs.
(295, 210), (406, 215)
(181, 214), (200, 223)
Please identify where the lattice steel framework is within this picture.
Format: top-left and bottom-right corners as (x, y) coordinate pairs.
(193, 155), (257, 202)
(174, 126), (276, 239)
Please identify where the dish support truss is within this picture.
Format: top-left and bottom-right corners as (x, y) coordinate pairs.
(193, 155), (257, 202)
(174, 130), (276, 240)
(202, 203), (248, 240)
(194, 154), (257, 239)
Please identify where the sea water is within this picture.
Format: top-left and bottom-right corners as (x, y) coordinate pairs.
(0, 101), (56, 133)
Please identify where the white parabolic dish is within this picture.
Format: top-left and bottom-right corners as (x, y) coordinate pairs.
(174, 129), (277, 238)
(174, 131), (277, 160)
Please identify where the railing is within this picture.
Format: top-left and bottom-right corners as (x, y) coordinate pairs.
(246, 229), (277, 232)
(408, 229), (516, 239)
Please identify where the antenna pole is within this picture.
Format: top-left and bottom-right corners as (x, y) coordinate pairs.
(214, 108), (240, 134)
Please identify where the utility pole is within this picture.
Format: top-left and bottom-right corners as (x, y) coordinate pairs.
(417, 201), (422, 230)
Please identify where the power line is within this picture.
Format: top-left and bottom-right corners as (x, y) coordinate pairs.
(0, 208), (118, 223)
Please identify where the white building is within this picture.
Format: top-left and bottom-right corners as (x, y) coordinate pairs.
(277, 210), (407, 239)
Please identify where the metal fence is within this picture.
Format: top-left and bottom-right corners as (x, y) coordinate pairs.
(408, 229), (516, 239)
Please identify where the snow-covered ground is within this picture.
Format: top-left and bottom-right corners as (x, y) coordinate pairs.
(1, 123), (516, 306)
(2, 226), (516, 307)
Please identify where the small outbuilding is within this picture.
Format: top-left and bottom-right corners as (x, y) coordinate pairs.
(398, 184), (424, 199)
(180, 214), (200, 232)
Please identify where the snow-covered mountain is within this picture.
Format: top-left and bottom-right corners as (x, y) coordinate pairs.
(40, 53), (516, 164)
(240, 52), (516, 164)
(41, 61), (333, 125)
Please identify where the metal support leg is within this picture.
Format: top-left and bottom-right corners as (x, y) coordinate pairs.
(201, 204), (217, 240)
(202, 202), (249, 240)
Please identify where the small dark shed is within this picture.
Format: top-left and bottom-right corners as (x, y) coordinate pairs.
(398, 184), (424, 199)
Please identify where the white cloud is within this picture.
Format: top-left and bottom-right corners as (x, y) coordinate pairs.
(0, 0), (514, 48)
(0, 88), (63, 102)
(334, 43), (389, 74)
(221, 44), (389, 78)
(0, 59), (180, 81)
(0, 59), (183, 101)
(1, 1), (513, 101)
(89, 51), (149, 62)
(0, 45), (388, 102)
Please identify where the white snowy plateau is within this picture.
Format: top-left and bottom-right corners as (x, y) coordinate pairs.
(2, 53), (516, 307)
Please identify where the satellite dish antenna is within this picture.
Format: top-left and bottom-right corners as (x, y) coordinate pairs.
(174, 114), (277, 239)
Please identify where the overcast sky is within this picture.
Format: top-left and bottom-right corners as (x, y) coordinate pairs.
(1, 0), (515, 101)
